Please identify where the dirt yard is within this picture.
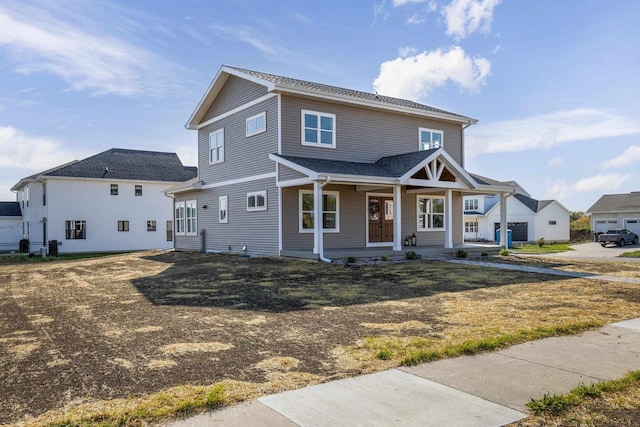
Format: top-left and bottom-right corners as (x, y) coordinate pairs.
(1, 251), (639, 425)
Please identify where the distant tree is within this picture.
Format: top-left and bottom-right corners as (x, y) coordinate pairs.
(570, 211), (585, 221)
(570, 214), (591, 231)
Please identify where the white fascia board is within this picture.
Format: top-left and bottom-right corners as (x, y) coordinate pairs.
(404, 179), (468, 189)
(277, 177), (313, 188)
(185, 66), (276, 130)
(40, 175), (189, 186)
(199, 172), (276, 190)
(269, 154), (319, 179)
(399, 148), (477, 188)
(195, 93), (277, 130)
(316, 174), (398, 186)
(275, 86), (477, 125)
(540, 200), (572, 215)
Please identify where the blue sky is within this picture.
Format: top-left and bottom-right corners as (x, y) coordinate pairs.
(0, 0), (639, 211)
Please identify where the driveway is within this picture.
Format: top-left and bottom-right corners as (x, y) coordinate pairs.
(533, 242), (640, 261)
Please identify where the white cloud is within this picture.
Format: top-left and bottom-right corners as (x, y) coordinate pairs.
(374, 1), (390, 21)
(442, 0), (501, 40)
(407, 13), (426, 24)
(398, 46), (419, 57)
(547, 156), (564, 166)
(373, 46), (490, 101)
(175, 144), (198, 169)
(212, 25), (277, 56)
(491, 45), (503, 54)
(466, 109), (640, 157)
(428, 0), (439, 12)
(547, 173), (633, 202)
(602, 145), (640, 168)
(0, 4), (181, 97)
(393, 0), (427, 6)
(0, 126), (87, 171)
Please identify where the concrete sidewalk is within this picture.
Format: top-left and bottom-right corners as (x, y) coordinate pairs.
(172, 319), (640, 427)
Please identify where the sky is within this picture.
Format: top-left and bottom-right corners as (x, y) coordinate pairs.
(0, 0), (639, 212)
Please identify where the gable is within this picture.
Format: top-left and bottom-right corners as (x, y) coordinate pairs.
(201, 75), (269, 124)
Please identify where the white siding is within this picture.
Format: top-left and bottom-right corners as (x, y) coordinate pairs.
(0, 217), (23, 244)
(533, 203), (570, 241)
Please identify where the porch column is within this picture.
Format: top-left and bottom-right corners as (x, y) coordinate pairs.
(445, 189), (453, 248)
(500, 192), (508, 248)
(313, 181), (322, 254)
(393, 185), (402, 251)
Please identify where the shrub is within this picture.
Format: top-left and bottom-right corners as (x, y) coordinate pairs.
(537, 237), (545, 248)
(455, 249), (468, 258)
(499, 249), (510, 256)
(376, 349), (393, 360)
(405, 251), (417, 260)
(381, 255), (389, 262)
(346, 256), (357, 264)
(480, 252), (488, 259)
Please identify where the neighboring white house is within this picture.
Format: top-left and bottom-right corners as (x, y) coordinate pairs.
(0, 202), (23, 247)
(464, 191), (570, 242)
(10, 148), (197, 253)
(587, 191), (640, 236)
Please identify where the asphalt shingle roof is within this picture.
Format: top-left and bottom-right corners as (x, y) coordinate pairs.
(513, 193), (554, 213)
(44, 149), (197, 182)
(226, 66), (473, 121)
(0, 202), (21, 217)
(587, 192), (640, 213)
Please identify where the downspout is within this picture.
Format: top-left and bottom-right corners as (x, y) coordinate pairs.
(318, 177), (332, 263)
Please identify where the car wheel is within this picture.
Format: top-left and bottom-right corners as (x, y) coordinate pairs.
(619, 239), (625, 247)
(634, 237), (639, 245)
(600, 243), (607, 247)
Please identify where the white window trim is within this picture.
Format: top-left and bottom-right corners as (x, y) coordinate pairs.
(418, 127), (444, 151)
(247, 190), (267, 212)
(186, 199), (197, 236)
(175, 202), (186, 236)
(416, 194), (446, 231)
(209, 128), (225, 164)
(219, 195), (228, 224)
(298, 189), (340, 233)
(246, 112), (266, 137)
(464, 198), (479, 211)
(301, 109), (336, 149)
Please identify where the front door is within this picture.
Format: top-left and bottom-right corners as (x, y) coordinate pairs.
(368, 196), (394, 243)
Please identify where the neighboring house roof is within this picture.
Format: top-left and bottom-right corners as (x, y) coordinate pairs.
(587, 192), (640, 214)
(187, 65), (477, 129)
(468, 174), (530, 197)
(0, 202), (21, 217)
(480, 193), (570, 217)
(12, 149), (197, 191)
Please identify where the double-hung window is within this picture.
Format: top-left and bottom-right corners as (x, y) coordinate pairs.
(65, 220), (86, 239)
(247, 191), (267, 211)
(186, 200), (197, 235)
(301, 110), (336, 148)
(175, 202), (185, 235)
(464, 199), (479, 211)
(246, 112), (266, 137)
(209, 129), (224, 164)
(299, 190), (339, 233)
(417, 195), (445, 231)
(418, 128), (443, 151)
(465, 221), (478, 233)
(219, 196), (228, 223)
(118, 220), (129, 232)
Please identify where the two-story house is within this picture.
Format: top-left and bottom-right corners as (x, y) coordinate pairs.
(169, 66), (516, 258)
(11, 148), (197, 253)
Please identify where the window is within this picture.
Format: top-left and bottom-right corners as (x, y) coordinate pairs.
(43, 183), (46, 206)
(175, 202), (185, 235)
(65, 220), (86, 239)
(301, 110), (336, 148)
(549, 220), (557, 225)
(247, 190), (267, 211)
(118, 220), (129, 232)
(111, 184), (118, 195)
(135, 185), (142, 196)
(417, 195), (445, 230)
(219, 196), (228, 223)
(147, 220), (156, 231)
(166, 220), (173, 241)
(465, 221), (478, 233)
(186, 200), (197, 235)
(209, 129), (224, 164)
(419, 128), (443, 151)
(464, 199), (479, 211)
(246, 112), (266, 137)
(299, 190), (339, 233)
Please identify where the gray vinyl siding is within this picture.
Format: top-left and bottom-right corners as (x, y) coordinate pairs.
(201, 76), (269, 122)
(280, 95), (464, 165)
(198, 96), (278, 184)
(180, 177), (279, 256)
(174, 190), (202, 251)
(279, 165), (307, 182)
(452, 193), (463, 245)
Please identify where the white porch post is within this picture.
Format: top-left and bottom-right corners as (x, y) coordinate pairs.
(313, 181), (322, 255)
(393, 185), (402, 251)
(500, 192), (508, 248)
(445, 189), (453, 248)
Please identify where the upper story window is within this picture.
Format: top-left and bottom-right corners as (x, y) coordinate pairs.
(299, 190), (339, 233)
(246, 112), (266, 137)
(110, 184), (118, 195)
(135, 185), (142, 196)
(186, 200), (197, 235)
(209, 129), (225, 164)
(419, 128), (443, 151)
(247, 190), (267, 211)
(417, 195), (445, 231)
(301, 110), (336, 148)
(464, 199), (479, 211)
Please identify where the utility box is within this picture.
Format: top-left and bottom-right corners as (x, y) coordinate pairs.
(19, 239), (29, 253)
(48, 240), (59, 256)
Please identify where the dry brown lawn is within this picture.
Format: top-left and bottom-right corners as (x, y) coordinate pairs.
(1, 251), (639, 426)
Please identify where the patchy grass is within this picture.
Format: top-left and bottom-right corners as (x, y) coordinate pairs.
(512, 243), (574, 254)
(0, 252), (122, 264)
(620, 250), (640, 258)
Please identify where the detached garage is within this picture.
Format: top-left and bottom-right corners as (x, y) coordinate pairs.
(587, 192), (640, 240)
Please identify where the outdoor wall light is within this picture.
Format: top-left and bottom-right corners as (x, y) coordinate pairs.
(202, 205), (208, 209)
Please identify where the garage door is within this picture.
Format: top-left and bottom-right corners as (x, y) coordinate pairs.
(494, 222), (529, 241)
(594, 219), (617, 233)
(624, 219), (640, 236)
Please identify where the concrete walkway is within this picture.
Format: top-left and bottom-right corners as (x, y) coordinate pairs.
(172, 319), (640, 427)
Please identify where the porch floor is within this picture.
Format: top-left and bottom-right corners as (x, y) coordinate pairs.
(281, 243), (501, 261)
